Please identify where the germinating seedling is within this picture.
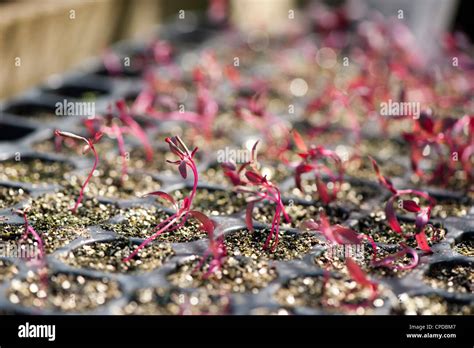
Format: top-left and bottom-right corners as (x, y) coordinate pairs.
(122, 136), (226, 275)
(54, 130), (103, 214)
(303, 211), (419, 271)
(14, 209), (48, 287)
(403, 112), (473, 189)
(370, 156), (437, 254)
(292, 130), (344, 204)
(222, 141), (290, 251)
(84, 100), (153, 183)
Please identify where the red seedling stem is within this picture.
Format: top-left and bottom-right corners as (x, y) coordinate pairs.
(54, 130), (102, 214)
(222, 141), (290, 251)
(370, 156), (435, 254)
(292, 130), (344, 204)
(122, 136), (210, 263)
(84, 100), (154, 184)
(14, 209), (48, 288)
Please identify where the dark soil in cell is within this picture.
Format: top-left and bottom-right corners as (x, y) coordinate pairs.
(0, 224), (88, 254)
(58, 238), (174, 273)
(0, 260), (19, 282)
(358, 138), (409, 160)
(102, 206), (206, 242)
(286, 179), (380, 209)
(43, 85), (108, 100)
(424, 261), (473, 294)
(118, 287), (230, 315)
(171, 188), (247, 216)
(202, 161), (291, 186)
(3, 103), (57, 121)
(26, 190), (120, 230)
(0, 186), (28, 209)
(7, 271), (121, 312)
(430, 199), (472, 218)
(224, 228), (322, 261)
(254, 201), (349, 229)
(453, 234), (474, 257)
(0, 158), (73, 185)
(314, 243), (414, 278)
(80, 166), (162, 199)
(274, 275), (387, 314)
(167, 256), (277, 294)
(393, 293), (473, 315)
(356, 211), (446, 247)
(344, 157), (406, 181)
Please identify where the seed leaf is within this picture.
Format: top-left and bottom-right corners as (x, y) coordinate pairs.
(415, 232), (432, 253)
(179, 161), (187, 179)
(316, 176), (330, 204)
(346, 257), (374, 289)
(402, 200), (420, 213)
(245, 201), (255, 232)
(245, 171), (263, 183)
(143, 191), (177, 209)
(386, 195), (403, 234)
(188, 210), (215, 237)
(292, 129), (308, 152)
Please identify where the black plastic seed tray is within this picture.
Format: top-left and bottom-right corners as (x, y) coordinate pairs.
(0, 14), (473, 316)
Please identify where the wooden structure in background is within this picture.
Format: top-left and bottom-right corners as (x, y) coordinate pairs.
(0, 0), (162, 99)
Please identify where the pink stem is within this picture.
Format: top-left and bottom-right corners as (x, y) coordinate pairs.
(123, 214), (180, 262)
(111, 123), (128, 184)
(72, 141), (98, 214)
(187, 160), (199, 204)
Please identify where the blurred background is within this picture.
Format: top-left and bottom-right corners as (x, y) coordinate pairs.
(1, 0), (473, 99)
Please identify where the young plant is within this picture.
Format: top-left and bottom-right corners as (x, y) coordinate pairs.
(102, 40), (174, 77)
(370, 156), (436, 253)
(292, 130), (344, 204)
(222, 141), (290, 251)
(302, 212), (419, 270)
(403, 112), (474, 189)
(192, 211), (227, 278)
(144, 84), (218, 141)
(15, 209), (45, 263)
(234, 90), (290, 159)
(14, 209), (48, 287)
(84, 99), (153, 183)
(342, 257), (379, 309)
(302, 212), (377, 260)
(122, 136), (220, 271)
(54, 130), (103, 214)
(305, 215), (380, 310)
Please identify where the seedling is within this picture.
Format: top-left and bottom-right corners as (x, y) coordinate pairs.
(302, 212), (377, 259)
(102, 40), (173, 77)
(84, 99), (153, 183)
(403, 113), (474, 189)
(370, 156), (436, 253)
(14, 209), (48, 287)
(15, 209), (45, 263)
(192, 211), (227, 278)
(54, 130), (103, 213)
(342, 257), (379, 309)
(292, 130), (344, 204)
(222, 141), (290, 251)
(234, 90), (291, 159)
(122, 136), (222, 274)
(302, 212), (419, 270)
(145, 84), (218, 141)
